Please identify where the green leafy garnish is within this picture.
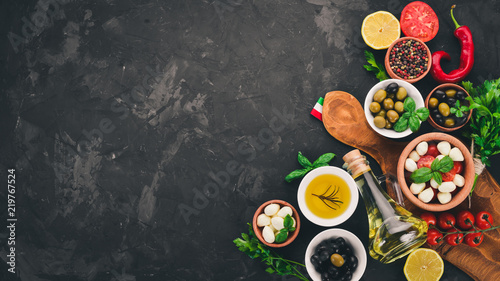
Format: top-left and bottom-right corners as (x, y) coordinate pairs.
(233, 223), (310, 280)
(285, 152), (335, 182)
(462, 79), (500, 167)
(410, 156), (454, 185)
(274, 215), (296, 243)
(393, 97), (429, 133)
(450, 100), (469, 118)
(363, 50), (389, 81)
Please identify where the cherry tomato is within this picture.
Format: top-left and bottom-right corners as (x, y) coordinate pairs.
(426, 143), (439, 157)
(417, 155), (435, 169)
(452, 161), (464, 174)
(441, 170), (456, 182)
(420, 212), (437, 227)
(426, 228), (443, 245)
(444, 229), (464, 246)
(438, 212), (456, 230)
(475, 211), (494, 230)
(400, 1), (439, 42)
(456, 210), (475, 230)
(464, 232), (483, 247)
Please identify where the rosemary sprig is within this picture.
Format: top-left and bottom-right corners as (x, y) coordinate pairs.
(312, 185), (343, 210)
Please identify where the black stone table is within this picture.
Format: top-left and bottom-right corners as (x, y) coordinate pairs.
(1, 0), (499, 280)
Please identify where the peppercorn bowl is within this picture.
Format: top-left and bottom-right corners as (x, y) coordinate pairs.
(396, 133), (475, 212)
(364, 79), (424, 139)
(425, 83), (472, 132)
(384, 37), (432, 83)
(252, 199), (301, 248)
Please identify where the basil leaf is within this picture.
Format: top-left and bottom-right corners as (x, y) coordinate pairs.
(285, 168), (309, 182)
(433, 171), (443, 185)
(409, 115), (421, 132)
(313, 153), (335, 166)
(283, 214), (293, 229)
(297, 152), (312, 168)
(416, 107), (429, 121)
(313, 162), (329, 168)
(401, 112), (411, 119)
(404, 97), (416, 112)
(288, 227), (296, 232)
(393, 117), (409, 132)
(436, 156), (454, 173)
(275, 230), (288, 243)
(410, 167), (432, 183)
(430, 157), (440, 171)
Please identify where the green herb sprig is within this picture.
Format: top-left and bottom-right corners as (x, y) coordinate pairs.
(233, 223), (310, 281)
(275, 214), (296, 243)
(285, 152), (335, 182)
(462, 79), (500, 166)
(410, 156), (454, 185)
(450, 100), (469, 118)
(393, 97), (429, 133)
(363, 50), (389, 81)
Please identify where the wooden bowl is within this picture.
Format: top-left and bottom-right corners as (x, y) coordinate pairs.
(252, 199), (300, 248)
(397, 133), (475, 212)
(425, 83), (472, 132)
(384, 37), (432, 84)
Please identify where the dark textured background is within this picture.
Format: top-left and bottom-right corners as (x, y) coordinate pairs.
(1, 0), (499, 280)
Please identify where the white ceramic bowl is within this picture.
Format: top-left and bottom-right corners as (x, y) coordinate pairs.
(305, 228), (367, 281)
(364, 79), (424, 139)
(297, 166), (358, 227)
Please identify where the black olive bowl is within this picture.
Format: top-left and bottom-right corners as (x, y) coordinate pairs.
(425, 83), (472, 132)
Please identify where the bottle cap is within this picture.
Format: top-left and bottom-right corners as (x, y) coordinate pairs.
(343, 149), (371, 178)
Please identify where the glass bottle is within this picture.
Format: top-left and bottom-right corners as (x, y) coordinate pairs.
(343, 149), (427, 264)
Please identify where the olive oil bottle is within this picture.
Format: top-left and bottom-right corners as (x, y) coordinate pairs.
(343, 150), (427, 264)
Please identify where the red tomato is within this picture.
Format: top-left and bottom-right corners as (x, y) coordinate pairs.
(400, 1), (439, 42)
(452, 161), (464, 174)
(426, 143), (439, 157)
(441, 171), (456, 182)
(445, 229), (464, 246)
(438, 212), (456, 230)
(417, 155), (435, 169)
(457, 210), (475, 230)
(427, 228), (443, 245)
(420, 212), (437, 227)
(464, 232), (483, 247)
(475, 211), (494, 230)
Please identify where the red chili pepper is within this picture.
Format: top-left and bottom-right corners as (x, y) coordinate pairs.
(430, 5), (474, 83)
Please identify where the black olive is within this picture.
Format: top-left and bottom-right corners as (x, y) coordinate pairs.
(344, 271), (353, 281)
(328, 265), (340, 278)
(344, 244), (353, 256)
(433, 113), (444, 125)
(347, 255), (358, 270)
(321, 272), (329, 281)
(434, 89), (446, 100)
(319, 250), (330, 262)
(430, 108), (439, 117)
(385, 82), (399, 95)
(456, 90), (467, 100)
(311, 255), (320, 267)
(445, 97), (457, 108)
(455, 115), (468, 126)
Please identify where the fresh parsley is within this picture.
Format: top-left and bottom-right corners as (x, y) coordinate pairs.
(363, 50), (389, 81)
(410, 156), (454, 185)
(393, 97), (429, 133)
(462, 79), (500, 166)
(285, 152), (335, 182)
(233, 223), (310, 281)
(275, 214), (296, 243)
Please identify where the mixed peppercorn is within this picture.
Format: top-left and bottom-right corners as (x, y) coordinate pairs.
(389, 39), (429, 80)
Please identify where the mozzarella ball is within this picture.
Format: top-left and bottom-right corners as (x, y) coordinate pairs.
(436, 155), (445, 161)
(262, 226), (275, 243)
(449, 147), (464, 161)
(409, 150), (421, 162)
(453, 174), (465, 187)
(410, 182), (426, 194)
(416, 142), (428, 156)
(405, 158), (418, 172)
(264, 204), (280, 216)
(257, 214), (271, 227)
(271, 216), (285, 231)
(418, 187), (434, 203)
(437, 141), (451, 156)
(430, 178), (439, 189)
(437, 192), (452, 204)
(438, 181), (456, 193)
(277, 206), (293, 218)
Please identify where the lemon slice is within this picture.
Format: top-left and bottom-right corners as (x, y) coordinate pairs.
(361, 11), (401, 50)
(404, 248), (444, 281)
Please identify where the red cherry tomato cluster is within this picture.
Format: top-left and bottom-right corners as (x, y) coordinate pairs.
(421, 211), (496, 247)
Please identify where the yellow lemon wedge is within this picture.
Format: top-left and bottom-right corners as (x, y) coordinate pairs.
(404, 248), (444, 281)
(361, 11), (401, 50)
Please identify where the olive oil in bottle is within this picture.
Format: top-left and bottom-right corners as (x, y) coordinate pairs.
(343, 150), (427, 264)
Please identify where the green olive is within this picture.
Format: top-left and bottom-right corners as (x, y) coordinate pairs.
(396, 87), (407, 100)
(394, 101), (404, 113)
(373, 116), (386, 128)
(445, 89), (457, 98)
(383, 98), (394, 110)
(428, 97), (439, 109)
(444, 117), (456, 128)
(438, 103), (450, 117)
(369, 102), (381, 114)
(385, 120), (393, 129)
(386, 110), (399, 123)
(373, 89), (387, 103)
(376, 109), (386, 118)
(330, 253), (345, 267)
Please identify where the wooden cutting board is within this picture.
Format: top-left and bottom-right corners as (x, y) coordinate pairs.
(322, 91), (500, 281)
